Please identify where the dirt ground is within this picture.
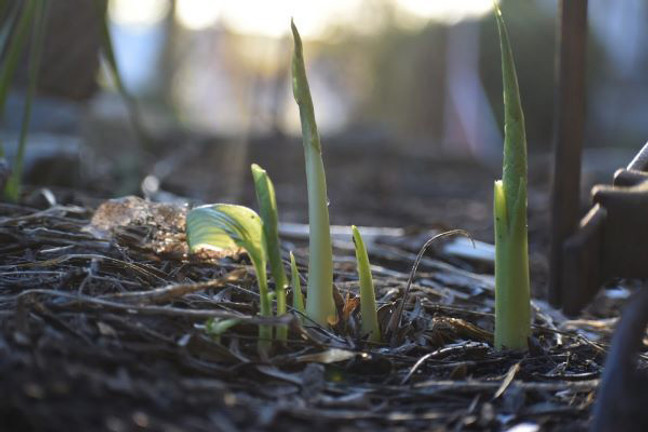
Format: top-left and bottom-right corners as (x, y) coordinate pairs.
(1, 136), (645, 431)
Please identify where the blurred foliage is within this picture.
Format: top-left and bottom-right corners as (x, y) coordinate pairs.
(318, 0), (608, 150)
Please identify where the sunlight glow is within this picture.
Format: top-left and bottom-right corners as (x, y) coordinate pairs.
(176, 0), (223, 31)
(110, 0), (497, 36)
(397, 0), (495, 24)
(109, 0), (170, 27)
(175, 0), (362, 37)
(171, 0), (495, 38)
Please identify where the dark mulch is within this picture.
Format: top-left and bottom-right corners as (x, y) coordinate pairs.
(0, 195), (635, 432)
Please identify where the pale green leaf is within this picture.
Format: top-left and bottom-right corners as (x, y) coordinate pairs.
(186, 204), (258, 255)
(187, 204), (273, 348)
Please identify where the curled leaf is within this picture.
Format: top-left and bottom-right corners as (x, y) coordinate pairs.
(187, 204), (263, 264)
(186, 204), (272, 348)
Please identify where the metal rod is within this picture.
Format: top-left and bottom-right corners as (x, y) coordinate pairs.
(548, 0), (588, 307)
(627, 141), (648, 172)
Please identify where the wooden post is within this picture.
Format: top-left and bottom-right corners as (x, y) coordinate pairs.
(549, 0), (588, 307)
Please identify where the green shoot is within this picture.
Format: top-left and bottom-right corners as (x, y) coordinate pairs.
(251, 163), (289, 342)
(186, 204), (272, 350)
(205, 318), (241, 344)
(290, 251), (306, 319)
(4, 0), (48, 202)
(351, 226), (381, 343)
(291, 20), (335, 327)
(493, 5), (531, 351)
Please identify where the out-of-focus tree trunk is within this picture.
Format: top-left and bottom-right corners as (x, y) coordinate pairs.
(10, 0), (107, 101)
(155, 0), (178, 107)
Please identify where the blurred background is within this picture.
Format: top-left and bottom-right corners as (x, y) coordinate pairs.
(2, 0), (648, 244)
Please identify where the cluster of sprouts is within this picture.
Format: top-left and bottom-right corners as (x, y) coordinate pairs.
(187, 6), (532, 353)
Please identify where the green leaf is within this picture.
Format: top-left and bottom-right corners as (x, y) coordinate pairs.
(351, 226), (381, 343)
(250, 164), (286, 287)
(186, 204), (273, 348)
(251, 163), (288, 342)
(187, 204), (266, 274)
(494, 3), (527, 223)
(205, 318), (241, 343)
(186, 205), (238, 253)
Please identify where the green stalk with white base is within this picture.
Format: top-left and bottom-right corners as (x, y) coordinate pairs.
(291, 20), (336, 327)
(493, 5), (531, 351)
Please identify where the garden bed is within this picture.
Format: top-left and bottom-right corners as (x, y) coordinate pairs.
(0, 196), (625, 431)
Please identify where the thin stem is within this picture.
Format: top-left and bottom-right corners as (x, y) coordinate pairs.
(94, 0), (149, 149)
(252, 254), (272, 351)
(290, 252), (305, 319)
(389, 229), (472, 334)
(5, 0), (48, 201)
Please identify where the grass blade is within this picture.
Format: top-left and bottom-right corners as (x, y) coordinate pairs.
(4, 0), (48, 202)
(251, 163), (289, 342)
(0, 0), (22, 59)
(93, 0), (149, 148)
(291, 19), (335, 326)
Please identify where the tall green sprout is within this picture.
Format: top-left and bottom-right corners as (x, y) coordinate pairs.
(291, 20), (335, 326)
(251, 163), (288, 342)
(186, 204), (272, 351)
(351, 226), (381, 343)
(493, 5), (531, 351)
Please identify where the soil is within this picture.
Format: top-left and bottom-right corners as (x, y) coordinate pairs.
(0, 187), (636, 432)
(1, 135), (645, 431)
